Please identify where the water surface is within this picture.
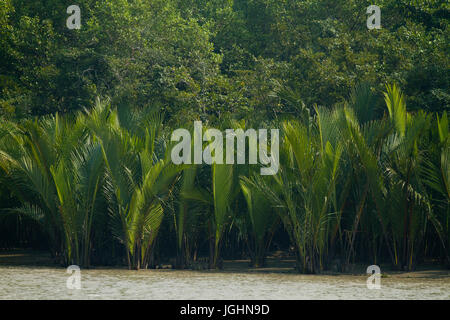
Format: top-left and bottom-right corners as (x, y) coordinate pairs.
(0, 266), (449, 300)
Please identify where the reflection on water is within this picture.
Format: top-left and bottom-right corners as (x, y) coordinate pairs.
(0, 266), (449, 300)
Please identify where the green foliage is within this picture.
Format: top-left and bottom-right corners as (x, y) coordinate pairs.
(0, 0), (448, 272)
(240, 175), (278, 267)
(1, 0), (448, 120)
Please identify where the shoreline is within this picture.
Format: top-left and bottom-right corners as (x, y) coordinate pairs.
(1, 250), (449, 280)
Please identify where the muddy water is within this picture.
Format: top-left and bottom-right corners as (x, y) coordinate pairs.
(0, 266), (449, 300)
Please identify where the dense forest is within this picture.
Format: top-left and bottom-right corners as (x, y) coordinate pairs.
(0, 0), (448, 273)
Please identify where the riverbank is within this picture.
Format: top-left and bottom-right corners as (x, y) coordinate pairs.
(1, 250), (449, 280)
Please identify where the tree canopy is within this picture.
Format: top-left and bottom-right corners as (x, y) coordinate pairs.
(0, 0), (448, 121)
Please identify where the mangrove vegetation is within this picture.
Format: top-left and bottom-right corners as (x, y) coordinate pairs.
(0, 0), (448, 273)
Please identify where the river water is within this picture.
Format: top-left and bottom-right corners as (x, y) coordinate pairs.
(0, 266), (449, 300)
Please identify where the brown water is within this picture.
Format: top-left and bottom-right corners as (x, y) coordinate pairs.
(0, 266), (449, 300)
